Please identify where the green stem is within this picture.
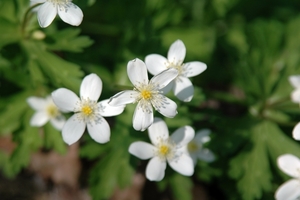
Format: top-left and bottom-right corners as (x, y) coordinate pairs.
(21, 3), (42, 38)
(265, 96), (291, 109)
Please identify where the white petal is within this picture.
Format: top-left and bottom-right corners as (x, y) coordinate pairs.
(198, 149), (215, 162)
(167, 40), (186, 64)
(275, 179), (300, 200)
(148, 117), (169, 146)
(173, 76), (194, 102)
(291, 89), (300, 103)
(194, 129), (211, 144)
(98, 99), (125, 117)
(277, 154), (300, 178)
(50, 116), (66, 131)
(160, 80), (174, 95)
(289, 75), (300, 88)
(30, 111), (49, 127)
(37, 2), (57, 28)
(133, 101), (153, 131)
(146, 156), (166, 181)
(80, 73), (102, 101)
(62, 114), (86, 145)
(27, 97), (47, 111)
(108, 90), (139, 106)
(168, 153), (194, 176)
(87, 117), (110, 144)
(171, 126), (195, 147)
(127, 58), (149, 87)
(52, 88), (80, 112)
(183, 61), (207, 78)
(129, 142), (155, 160)
(145, 54), (168, 75)
(292, 122), (300, 141)
(150, 68), (178, 89)
(155, 95), (178, 118)
(58, 3), (83, 26)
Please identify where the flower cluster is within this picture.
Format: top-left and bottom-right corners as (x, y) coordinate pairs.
(27, 39), (211, 181)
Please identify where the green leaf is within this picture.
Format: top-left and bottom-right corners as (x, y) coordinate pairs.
(6, 110), (43, 177)
(27, 58), (46, 86)
(47, 28), (94, 53)
(22, 40), (84, 91)
(80, 141), (110, 160)
(0, 0), (17, 22)
(0, 17), (20, 48)
(161, 27), (215, 60)
(229, 121), (273, 200)
(229, 121), (300, 200)
(0, 91), (30, 134)
(169, 174), (193, 200)
(89, 148), (133, 199)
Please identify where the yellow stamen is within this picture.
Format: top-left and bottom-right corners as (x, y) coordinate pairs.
(141, 90), (152, 100)
(47, 104), (59, 118)
(159, 145), (170, 156)
(82, 105), (93, 116)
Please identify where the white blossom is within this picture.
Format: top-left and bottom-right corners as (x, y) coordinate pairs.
(52, 73), (125, 145)
(187, 129), (215, 166)
(27, 95), (65, 130)
(109, 58), (178, 131)
(145, 39), (207, 102)
(31, 0), (83, 28)
(129, 118), (194, 181)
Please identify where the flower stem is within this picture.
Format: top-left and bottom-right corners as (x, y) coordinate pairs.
(21, 3), (42, 38)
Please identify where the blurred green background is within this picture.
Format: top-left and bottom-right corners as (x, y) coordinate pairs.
(2, 0), (300, 199)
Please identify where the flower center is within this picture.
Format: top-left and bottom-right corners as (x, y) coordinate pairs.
(75, 98), (102, 124)
(134, 82), (167, 113)
(166, 60), (184, 76)
(48, 0), (70, 5)
(81, 105), (93, 116)
(155, 137), (178, 161)
(159, 145), (170, 156)
(46, 104), (59, 118)
(48, 0), (75, 12)
(141, 90), (152, 100)
(188, 141), (199, 153)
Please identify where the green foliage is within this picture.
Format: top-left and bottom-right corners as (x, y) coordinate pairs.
(88, 146), (134, 199)
(169, 174), (193, 200)
(2, 0), (300, 199)
(47, 28), (94, 53)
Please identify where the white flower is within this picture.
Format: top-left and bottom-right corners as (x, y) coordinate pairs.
(30, 0), (83, 28)
(187, 129), (215, 166)
(27, 96), (66, 130)
(129, 118), (195, 181)
(51, 73), (125, 145)
(275, 154), (300, 200)
(145, 39), (207, 102)
(108, 58), (178, 131)
(289, 75), (300, 103)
